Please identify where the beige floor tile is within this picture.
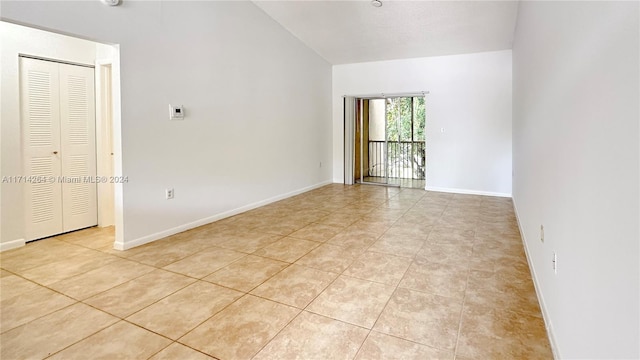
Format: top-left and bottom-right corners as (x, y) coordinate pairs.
(287, 209), (331, 223)
(307, 276), (395, 328)
(416, 242), (474, 265)
(17, 250), (120, 286)
(251, 264), (337, 308)
(289, 223), (343, 242)
(0, 240), (91, 273)
(399, 259), (469, 299)
(54, 226), (111, 242)
(0, 303), (118, 359)
(441, 208), (479, 219)
(472, 238), (525, 259)
(0, 274), (40, 301)
(101, 243), (152, 258)
(367, 235), (426, 258)
(49, 321), (171, 360)
(348, 220), (392, 236)
(218, 232), (282, 253)
(457, 303), (552, 359)
(475, 222), (520, 238)
(343, 251), (412, 285)
(127, 281), (243, 340)
(58, 226), (115, 251)
(0, 185), (550, 359)
(465, 284), (541, 317)
(180, 295), (300, 360)
(127, 239), (209, 267)
(465, 270), (541, 316)
(182, 229), (245, 249)
(48, 258), (155, 300)
(361, 210), (405, 223)
(149, 343), (214, 360)
(162, 247), (245, 278)
(333, 206), (373, 217)
(253, 237), (319, 263)
(84, 269), (195, 318)
(355, 331), (454, 360)
(254, 219), (310, 236)
(327, 228), (380, 248)
(317, 213), (362, 227)
(466, 255), (497, 272)
(203, 255), (288, 292)
(374, 288), (462, 350)
(384, 223), (434, 238)
(253, 311), (369, 360)
(428, 228), (476, 244)
(493, 255), (532, 276)
(1, 286), (75, 332)
(295, 243), (361, 273)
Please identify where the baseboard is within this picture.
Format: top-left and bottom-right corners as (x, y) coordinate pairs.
(513, 199), (560, 359)
(115, 180), (333, 251)
(0, 238), (26, 252)
(425, 186), (511, 198)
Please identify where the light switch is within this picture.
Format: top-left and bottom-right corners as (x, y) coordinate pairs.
(169, 105), (184, 120)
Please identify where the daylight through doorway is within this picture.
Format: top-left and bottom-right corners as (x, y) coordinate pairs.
(353, 96), (426, 189)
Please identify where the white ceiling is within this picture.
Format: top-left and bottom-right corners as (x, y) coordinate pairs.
(253, 0), (520, 65)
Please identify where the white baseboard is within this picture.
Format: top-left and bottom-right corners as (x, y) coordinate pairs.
(513, 199), (560, 359)
(425, 186), (511, 198)
(0, 238), (26, 252)
(114, 180), (333, 251)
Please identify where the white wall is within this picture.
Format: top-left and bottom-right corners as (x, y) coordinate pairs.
(512, 1), (639, 358)
(332, 50), (513, 196)
(0, 21), (118, 251)
(1, 1), (332, 249)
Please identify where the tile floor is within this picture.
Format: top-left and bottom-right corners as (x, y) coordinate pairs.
(0, 184), (552, 359)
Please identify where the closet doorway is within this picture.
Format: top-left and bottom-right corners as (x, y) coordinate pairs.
(21, 56), (98, 241)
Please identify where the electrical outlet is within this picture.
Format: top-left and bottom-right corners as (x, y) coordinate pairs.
(166, 188), (174, 200)
(552, 251), (557, 274)
(540, 225), (544, 243)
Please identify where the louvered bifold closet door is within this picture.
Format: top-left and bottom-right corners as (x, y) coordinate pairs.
(20, 58), (64, 240)
(59, 62), (97, 232)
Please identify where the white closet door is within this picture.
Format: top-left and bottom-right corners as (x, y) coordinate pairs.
(20, 57), (63, 240)
(59, 62), (97, 232)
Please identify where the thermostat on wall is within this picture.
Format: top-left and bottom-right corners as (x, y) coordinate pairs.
(169, 105), (184, 120)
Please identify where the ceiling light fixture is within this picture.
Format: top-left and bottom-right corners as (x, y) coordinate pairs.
(371, 0), (382, 8)
(101, 0), (121, 6)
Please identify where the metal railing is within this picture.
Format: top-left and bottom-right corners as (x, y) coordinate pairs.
(368, 141), (425, 180)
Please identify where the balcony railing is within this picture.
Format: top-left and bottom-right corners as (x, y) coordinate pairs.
(368, 141), (425, 180)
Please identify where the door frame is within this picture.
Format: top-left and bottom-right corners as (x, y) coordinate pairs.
(95, 60), (114, 227)
(95, 51), (125, 250)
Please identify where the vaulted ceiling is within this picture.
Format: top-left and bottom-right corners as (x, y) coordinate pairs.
(253, 0), (520, 65)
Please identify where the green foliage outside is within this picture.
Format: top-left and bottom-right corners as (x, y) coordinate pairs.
(386, 97), (425, 142)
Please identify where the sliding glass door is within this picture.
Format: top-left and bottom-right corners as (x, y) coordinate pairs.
(361, 98), (391, 185)
(348, 95), (426, 188)
(385, 97), (426, 187)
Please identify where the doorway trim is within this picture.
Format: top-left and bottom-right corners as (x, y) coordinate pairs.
(95, 60), (114, 227)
